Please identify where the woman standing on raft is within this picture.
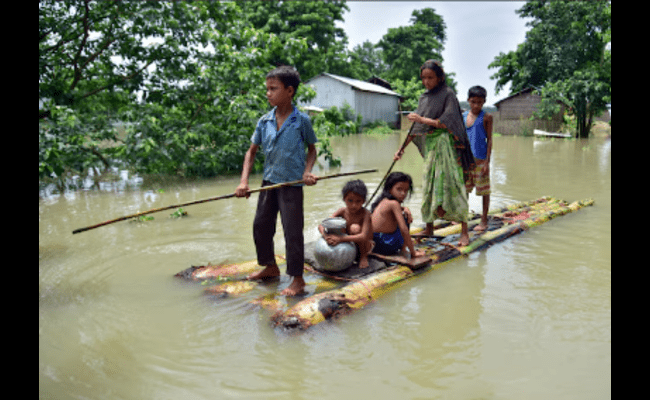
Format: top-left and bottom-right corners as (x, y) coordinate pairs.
(394, 60), (475, 246)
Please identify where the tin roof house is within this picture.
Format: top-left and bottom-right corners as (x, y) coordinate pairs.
(300, 73), (402, 127)
(493, 88), (564, 135)
(493, 88), (610, 136)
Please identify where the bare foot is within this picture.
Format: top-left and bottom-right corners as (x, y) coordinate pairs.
(247, 264), (280, 280)
(359, 256), (370, 269)
(281, 276), (305, 296)
(458, 222), (470, 246)
(473, 222), (488, 232)
(458, 232), (470, 246)
(414, 223), (434, 243)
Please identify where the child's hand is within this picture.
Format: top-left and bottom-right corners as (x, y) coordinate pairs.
(303, 172), (317, 186)
(325, 234), (341, 246)
(235, 183), (250, 198)
(413, 249), (426, 258)
(402, 207), (413, 224)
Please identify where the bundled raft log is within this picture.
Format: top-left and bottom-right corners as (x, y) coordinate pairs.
(174, 197), (594, 332)
(271, 198), (594, 331)
(175, 255), (285, 281)
(176, 197), (555, 283)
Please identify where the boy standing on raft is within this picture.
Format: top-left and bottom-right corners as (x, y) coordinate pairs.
(235, 66), (318, 296)
(463, 86), (493, 232)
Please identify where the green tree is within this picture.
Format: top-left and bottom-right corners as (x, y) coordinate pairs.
(346, 40), (388, 81)
(390, 78), (425, 112)
(489, 0), (611, 138)
(39, 1), (315, 182)
(378, 8), (446, 82)
(374, 7), (459, 108)
(239, 0), (350, 80)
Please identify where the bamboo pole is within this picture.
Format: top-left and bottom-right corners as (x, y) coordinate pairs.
(364, 123), (415, 208)
(72, 169), (377, 234)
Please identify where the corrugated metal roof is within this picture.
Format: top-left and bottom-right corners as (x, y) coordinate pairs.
(306, 73), (402, 98)
(493, 87), (535, 107)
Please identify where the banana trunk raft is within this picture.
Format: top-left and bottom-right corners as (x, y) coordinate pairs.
(175, 197), (594, 332)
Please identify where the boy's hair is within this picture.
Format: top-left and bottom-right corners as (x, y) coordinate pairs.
(370, 172), (413, 212)
(420, 59), (445, 82)
(468, 85), (487, 100)
(342, 179), (367, 200)
(266, 65), (301, 97)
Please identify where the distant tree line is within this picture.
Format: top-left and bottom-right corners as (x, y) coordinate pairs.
(39, 0), (610, 187)
(39, 1), (453, 184)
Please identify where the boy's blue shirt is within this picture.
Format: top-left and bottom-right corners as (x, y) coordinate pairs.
(252, 105), (318, 184)
(463, 110), (488, 160)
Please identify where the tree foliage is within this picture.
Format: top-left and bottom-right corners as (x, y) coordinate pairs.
(489, 0), (611, 138)
(39, 1), (324, 183)
(378, 8), (446, 82)
(239, 0), (350, 81)
(39, 1), (458, 184)
(374, 8), (457, 109)
(345, 40), (388, 81)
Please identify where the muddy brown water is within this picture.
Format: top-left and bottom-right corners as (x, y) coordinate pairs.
(40, 134), (610, 399)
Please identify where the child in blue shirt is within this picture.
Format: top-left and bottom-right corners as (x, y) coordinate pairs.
(463, 86), (493, 232)
(235, 66), (318, 296)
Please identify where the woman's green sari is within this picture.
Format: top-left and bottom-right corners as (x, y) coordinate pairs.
(421, 129), (469, 223)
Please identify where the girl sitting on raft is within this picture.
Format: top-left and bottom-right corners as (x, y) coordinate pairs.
(370, 172), (425, 258)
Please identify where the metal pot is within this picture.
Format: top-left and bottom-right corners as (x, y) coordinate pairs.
(320, 217), (347, 235)
(313, 217), (357, 272)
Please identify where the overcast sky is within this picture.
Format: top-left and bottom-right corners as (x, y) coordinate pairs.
(336, 1), (533, 106)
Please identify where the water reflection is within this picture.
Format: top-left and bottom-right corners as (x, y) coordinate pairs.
(40, 167), (145, 199)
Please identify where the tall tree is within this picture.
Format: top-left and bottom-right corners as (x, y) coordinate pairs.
(378, 8), (446, 82)
(239, 0), (350, 80)
(346, 40), (388, 81)
(489, 0), (611, 138)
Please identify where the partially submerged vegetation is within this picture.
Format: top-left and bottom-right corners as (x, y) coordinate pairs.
(40, 1), (610, 193)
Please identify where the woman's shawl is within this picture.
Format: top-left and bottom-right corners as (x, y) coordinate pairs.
(410, 82), (475, 185)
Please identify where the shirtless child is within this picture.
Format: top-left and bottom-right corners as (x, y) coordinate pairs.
(370, 172), (425, 258)
(318, 180), (373, 268)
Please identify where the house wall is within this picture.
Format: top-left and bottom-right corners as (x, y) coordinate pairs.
(302, 76), (355, 111)
(354, 90), (399, 126)
(497, 91), (540, 120)
(495, 92), (564, 135)
(302, 75), (400, 127)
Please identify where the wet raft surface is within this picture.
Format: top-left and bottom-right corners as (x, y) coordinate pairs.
(174, 197), (594, 332)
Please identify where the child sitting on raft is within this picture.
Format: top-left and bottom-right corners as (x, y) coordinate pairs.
(370, 172), (425, 258)
(318, 180), (373, 268)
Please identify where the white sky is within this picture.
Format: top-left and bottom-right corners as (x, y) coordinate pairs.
(336, 1), (533, 106)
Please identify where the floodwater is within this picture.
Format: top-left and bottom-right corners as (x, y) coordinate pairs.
(39, 133), (611, 399)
